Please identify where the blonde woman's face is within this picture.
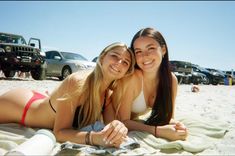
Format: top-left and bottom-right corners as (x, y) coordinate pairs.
(133, 36), (166, 73)
(101, 47), (131, 80)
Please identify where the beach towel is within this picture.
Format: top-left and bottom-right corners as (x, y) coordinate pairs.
(0, 115), (231, 155)
(125, 115), (230, 154)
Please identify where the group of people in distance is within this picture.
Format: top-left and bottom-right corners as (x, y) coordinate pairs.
(0, 27), (188, 148)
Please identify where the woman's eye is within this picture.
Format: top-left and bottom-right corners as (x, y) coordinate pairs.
(122, 61), (129, 66)
(148, 47), (155, 51)
(111, 54), (118, 59)
(135, 51), (141, 55)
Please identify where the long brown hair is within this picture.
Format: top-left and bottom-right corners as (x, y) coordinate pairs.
(130, 27), (173, 126)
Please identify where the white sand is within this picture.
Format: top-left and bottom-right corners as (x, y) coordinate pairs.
(175, 84), (235, 155)
(0, 76), (235, 155)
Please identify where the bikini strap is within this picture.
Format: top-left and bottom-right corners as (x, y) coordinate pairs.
(49, 99), (56, 113)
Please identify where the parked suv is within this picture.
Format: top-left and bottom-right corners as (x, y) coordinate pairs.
(45, 51), (96, 80)
(170, 60), (208, 84)
(206, 68), (226, 84)
(0, 32), (46, 80)
(192, 65), (225, 85)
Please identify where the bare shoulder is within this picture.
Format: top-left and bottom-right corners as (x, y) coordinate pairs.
(54, 70), (91, 95)
(121, 69), (142, 87)
(69, 70), (92, 81)
(171, 72), (178, 86)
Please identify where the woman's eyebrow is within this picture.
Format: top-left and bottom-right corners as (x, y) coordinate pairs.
(146, 43), (155, 48)
(134, 43), (156, 51)
(112, 51), (131, 63)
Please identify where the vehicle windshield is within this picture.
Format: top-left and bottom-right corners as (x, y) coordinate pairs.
(0, 33), (27, 45)
(61, 52), (88, 61)
(195, 65), (210, 72)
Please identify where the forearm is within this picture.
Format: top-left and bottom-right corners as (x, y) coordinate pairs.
(54, 128), (110, 146)
(54, 129), (88, 144)
(103, 103), (116, 125)
(123, 120), (155, 136)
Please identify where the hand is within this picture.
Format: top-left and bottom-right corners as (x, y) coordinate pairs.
(102, 120), (128, 147)
(174, 122), (187, 131)
(157, 124), (188, 141)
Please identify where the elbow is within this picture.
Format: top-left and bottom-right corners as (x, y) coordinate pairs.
(53, 129), (60, 141)
(53, 129), (64, 143)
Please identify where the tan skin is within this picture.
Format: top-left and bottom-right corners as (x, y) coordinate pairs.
(112, 37), (188, 141)
(0, 45), (132, 147)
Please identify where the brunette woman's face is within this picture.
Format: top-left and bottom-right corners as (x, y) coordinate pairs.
(101, 47), (131, 80)
(133, 36), (166, 73)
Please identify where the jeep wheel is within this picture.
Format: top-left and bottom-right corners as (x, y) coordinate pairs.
(59, 66), (71, 80)
(31, 66), (46, 80)
(3, 70), (16, 78)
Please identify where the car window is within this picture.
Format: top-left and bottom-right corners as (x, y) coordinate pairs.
(50, 51), (60, 59)
(61, 52), (88, 61)
(46, 51), (61, 59)
(45, 52), (52, 59)
(0, 33), (26, 44)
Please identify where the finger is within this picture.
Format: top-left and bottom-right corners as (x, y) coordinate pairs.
(174, 125), (187, 131)
(102, 123), (115, 142)
(113, 138), (123, 148)
(109, 127), (127, 144)
(102, 122), (114, 132)
(174, 123), (187, 130)
(176, 129), (187, 136)
(106, 124), (123, 144)
(176, 122), (185, 128)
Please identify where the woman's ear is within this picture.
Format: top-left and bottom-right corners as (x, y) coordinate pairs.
(161, 45), (167, 57)
(99, 56), (103, 65)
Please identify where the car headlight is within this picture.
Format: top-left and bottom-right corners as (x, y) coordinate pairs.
(76, 63), (86, 69)
(5, 46), (11, 52)
(0, 48), (5, 53)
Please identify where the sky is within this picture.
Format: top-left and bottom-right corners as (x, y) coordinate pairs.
(0, 1), (234, 71)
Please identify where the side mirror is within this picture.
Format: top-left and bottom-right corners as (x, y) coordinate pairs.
(54, 56), (61, 60)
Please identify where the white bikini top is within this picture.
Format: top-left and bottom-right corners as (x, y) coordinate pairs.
(131, 77), (148, 114)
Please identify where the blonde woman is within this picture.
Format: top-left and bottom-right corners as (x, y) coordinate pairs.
(111, 28), (188, 141)
(0, 42), (135, 147)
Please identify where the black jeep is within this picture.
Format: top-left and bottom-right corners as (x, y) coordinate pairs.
(0, 32), (46, 80)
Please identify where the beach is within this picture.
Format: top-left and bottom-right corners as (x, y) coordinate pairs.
(0, 76), (235, 155)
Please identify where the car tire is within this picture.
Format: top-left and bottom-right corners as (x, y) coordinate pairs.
(3, 70), (16, 78)
(31, 65), (46, 80)
(60, 66), (71, 80)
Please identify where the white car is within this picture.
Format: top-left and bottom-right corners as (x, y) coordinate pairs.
(45, 51), (96, 80)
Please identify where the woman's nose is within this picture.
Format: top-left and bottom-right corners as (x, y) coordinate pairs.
(142, 50), (150, 56)
(117, 59), (122, 64)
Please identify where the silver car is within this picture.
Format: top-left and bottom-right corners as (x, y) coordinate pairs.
(45, 51), (96, 80)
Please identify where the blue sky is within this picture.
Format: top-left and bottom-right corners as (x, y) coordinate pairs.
(1, 1), (234, 71)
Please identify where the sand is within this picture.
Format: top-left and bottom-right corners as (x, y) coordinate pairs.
(0, 76), (235, 155)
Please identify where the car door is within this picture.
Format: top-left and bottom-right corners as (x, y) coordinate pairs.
(45, 51), (63, 76)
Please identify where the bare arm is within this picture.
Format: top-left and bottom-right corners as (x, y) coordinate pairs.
(170, 72), (178, 122)
(103, 90), (115, 125)
(52, 74), (88, 144)
(53, 73), (127, 147)
(116, 71), (187, 141)
(169, 73), (187, 131)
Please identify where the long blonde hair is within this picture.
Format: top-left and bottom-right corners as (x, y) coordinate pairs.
(71, 42), (135, 129)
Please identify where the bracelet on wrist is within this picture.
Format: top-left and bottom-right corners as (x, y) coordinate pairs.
(155, 126), (158, 137)
(85, 131), (91, 145)
(89, 131), (93, 146)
